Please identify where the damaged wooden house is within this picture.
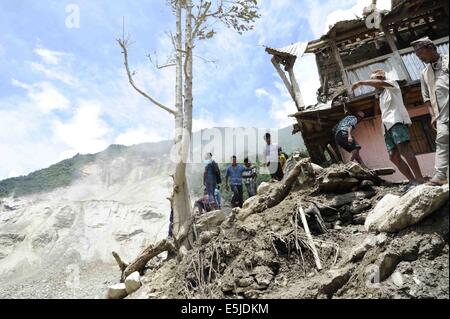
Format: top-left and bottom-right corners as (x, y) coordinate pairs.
(266, 0), (449, 181)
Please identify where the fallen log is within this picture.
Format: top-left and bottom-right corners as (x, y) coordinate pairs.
(113, 217), (193, 282)
(371, 167), (396, 176)
(237, 158), (313, 222)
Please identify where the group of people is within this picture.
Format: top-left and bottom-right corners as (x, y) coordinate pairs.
(335, 37), (448, 190)
(198, 133), (288, 213)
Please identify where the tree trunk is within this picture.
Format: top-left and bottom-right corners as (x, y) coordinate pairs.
(171, 0), (192, 249)
(183, 0), (193, 135)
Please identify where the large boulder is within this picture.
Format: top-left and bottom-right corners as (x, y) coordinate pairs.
(106, 283), (128, 299)
(365, 185), (449, 233)
(195, 210), (226, 234)
(124, 271), (141, 294)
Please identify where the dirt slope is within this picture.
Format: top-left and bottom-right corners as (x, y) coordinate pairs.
(130, 176), (449, 299)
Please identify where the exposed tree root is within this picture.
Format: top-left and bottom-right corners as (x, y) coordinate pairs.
(112, 218), (194, 282)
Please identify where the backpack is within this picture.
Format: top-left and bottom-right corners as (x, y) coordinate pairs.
(211, 161), (222, 184)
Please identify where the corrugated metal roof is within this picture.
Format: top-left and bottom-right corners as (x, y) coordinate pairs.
(265, 42), (307, 58)
(297, 101), (333, 115)
(401, 43), (449, 80)
(346, 42), (448, 96)
(347, 56), (410, 96)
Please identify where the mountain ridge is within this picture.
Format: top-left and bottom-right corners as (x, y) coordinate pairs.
(1, 126), (305, 198)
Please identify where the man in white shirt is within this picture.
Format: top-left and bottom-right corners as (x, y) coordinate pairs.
(262, 133), (283, 181)
(411, 37), (449, 186)
(351, 69), (425, 186)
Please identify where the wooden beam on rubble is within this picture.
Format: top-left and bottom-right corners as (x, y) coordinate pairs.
(298, 202), (323, 271)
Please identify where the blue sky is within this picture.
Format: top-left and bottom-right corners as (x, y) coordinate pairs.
(0, 0), (391, 179)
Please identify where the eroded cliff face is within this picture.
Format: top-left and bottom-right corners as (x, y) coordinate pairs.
(0, 152), (174, 298)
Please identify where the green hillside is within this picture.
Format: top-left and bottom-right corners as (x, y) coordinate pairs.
(0, 142), (172, 199)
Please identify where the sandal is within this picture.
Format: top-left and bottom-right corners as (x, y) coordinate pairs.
(426, 179), (447, 186)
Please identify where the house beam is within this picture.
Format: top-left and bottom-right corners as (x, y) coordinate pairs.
(271, 56), (303, 111)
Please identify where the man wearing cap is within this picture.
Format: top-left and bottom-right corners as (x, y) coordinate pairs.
(351, 70), (425, 187)
(411, 37), (449, 186)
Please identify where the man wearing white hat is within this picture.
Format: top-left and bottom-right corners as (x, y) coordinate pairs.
(351, 69), (425, 188)
(411, 37), (449, 186)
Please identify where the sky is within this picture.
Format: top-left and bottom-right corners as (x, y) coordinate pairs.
(0, 0), (391, 179)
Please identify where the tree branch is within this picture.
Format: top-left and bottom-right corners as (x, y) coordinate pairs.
(117, 38), (177, 115)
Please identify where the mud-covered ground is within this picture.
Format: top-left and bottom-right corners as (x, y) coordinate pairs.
(0, 262), (118, 299)
(129, 182), (449, 299)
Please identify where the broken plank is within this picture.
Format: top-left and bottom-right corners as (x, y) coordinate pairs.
(371, 167), (396, 176)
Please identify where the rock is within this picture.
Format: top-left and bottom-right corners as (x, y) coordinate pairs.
(324, 190), (376, 209)
(349, 200), (372, 215)
(106, 283), (128, 299)
(237, 277), (254, 288)
(360, 180), (375, 188)
(347, 234), (388, 263)
(198, 231), (218, 245)
(195, 210), (226, 233)
(353, 212), (368, 225)
(391, 271), (404, 287)
(377, 252), (401, 282)
(257, 182), (271, 195)
(319, 265), (354, 297)
(311, 163), (324, 174)
(125, 271), (141, 294)
(242, 196), (260, 209)
(250, 266), (274, 288)
(365, 185), (449, 233)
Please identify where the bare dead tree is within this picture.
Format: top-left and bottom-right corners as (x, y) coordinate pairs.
(114, 0), (259, 277)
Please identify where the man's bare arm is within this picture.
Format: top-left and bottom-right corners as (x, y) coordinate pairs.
(352, 80), (393, 91)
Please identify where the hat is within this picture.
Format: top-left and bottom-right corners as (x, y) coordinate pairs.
(411, 37), (435, 50)
(370, 69), (386, 79)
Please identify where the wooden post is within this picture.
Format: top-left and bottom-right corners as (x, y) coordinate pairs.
(271, 57), (295, 100)
(381, 24), (412, 81)
(271, 56), (303, 111)
(287, 61), (305, 110)
(329, 40), (352, 96)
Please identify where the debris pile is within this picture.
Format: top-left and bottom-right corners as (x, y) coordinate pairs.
(107, 160), (449, 299)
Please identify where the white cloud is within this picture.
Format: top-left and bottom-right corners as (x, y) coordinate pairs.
(255, 88), (269, 98)
(11, 79), (70, 113)
(192, 109), (240, 132)
(115, 127), (165, 146)
(34, 47), (66, 65)
(8, 170), (21, 178)
(0, 98), (64, 180)
(53, 101), (110, 155)
(294, 53), (321, 107)
(30, 62), (78, 86)
(307, 0), (392, 38)
(256, 82), (298, 128)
